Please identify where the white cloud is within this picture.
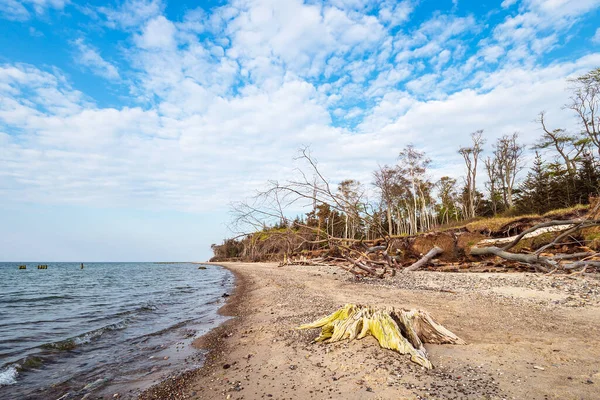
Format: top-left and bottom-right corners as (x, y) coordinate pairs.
(0, 63), (332, 210)
(135, 16), (177, 49)
(405, 73), (439, 96)
(378, 0), (414, 27)
(478, 45), (504, 63)
(364, 64), (412, 98)
(0, 0), (30, 20)
(0, 0), (67, 20)
(2, 0), (600, 220)
(501, 0), (518, 8)
(98, 0), (163, 29)
(72, 38), (120, 81)
(29, 27), (44, 37)
(220, 0), (387, 83)
(593, 28), (600, 44)
(393, 14), (478, 63)
(3, 51), (599, 213)
(431, 49), (451, 69)
(523, 0), (600, 18)
(491, 0), (600, 64)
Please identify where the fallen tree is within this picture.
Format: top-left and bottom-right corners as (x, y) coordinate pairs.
(476, 223), (574, 246)
(403, 246), (443, 272)
(298, 304), (465, 369)
(470, 206), (600, 273)
(225, 146), (600, 276)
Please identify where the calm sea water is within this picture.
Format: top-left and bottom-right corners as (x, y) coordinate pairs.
(0, 262), (233, 399)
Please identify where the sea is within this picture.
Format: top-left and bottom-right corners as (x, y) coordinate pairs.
(0, 262), (234, 399)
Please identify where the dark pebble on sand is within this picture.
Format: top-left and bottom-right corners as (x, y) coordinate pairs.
(223, 363), (231, 369)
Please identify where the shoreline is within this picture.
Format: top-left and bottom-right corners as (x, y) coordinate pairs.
(138, 263), (248, 400)
(140, 262), (600, 400)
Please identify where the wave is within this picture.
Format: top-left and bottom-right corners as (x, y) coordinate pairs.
(0, 294), (75, 304)
(0, 365), (18, 386)
(138, 317), (201, 338)
(73, 321), (128, 346)
(41, 320), (129, 351)
(100, 303), (159, 321)
(29, 302), (163, 354)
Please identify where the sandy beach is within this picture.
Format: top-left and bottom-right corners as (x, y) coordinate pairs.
(140, 262), (600, 400)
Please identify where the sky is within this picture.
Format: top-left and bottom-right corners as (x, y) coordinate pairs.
(1, 0), (600, 262)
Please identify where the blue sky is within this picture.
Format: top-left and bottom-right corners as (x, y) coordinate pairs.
(1, 0), (600, 261)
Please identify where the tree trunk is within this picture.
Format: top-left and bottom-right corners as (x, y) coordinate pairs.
(387, 204), (393, 236)
(403, 246), (443, 272)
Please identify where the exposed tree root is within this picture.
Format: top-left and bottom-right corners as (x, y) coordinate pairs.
(298, 304), (465, 369)
(470, 216), (600, 272)
(277, 211), (600, 275)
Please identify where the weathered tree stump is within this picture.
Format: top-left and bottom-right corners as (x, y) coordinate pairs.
(298, 304), (465, 369)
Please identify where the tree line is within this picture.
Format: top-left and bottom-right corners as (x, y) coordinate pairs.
(212, 68), (600, 260)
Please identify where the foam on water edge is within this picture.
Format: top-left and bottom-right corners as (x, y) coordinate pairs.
(0, 365), (18, 386)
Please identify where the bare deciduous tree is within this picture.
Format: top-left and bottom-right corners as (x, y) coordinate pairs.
(535, 111), (586, 178)
(397, 145), (432, 235)
(484, 156), (501, 216)
(230, 147), (388, 259)
(373, 165), (398, 236)
(567, 68), (600, 158)
(459, 130), (484, 219)
(493, 133), (524, 209)
(436, 176), (460, 224)
(337, 179), (365, 241)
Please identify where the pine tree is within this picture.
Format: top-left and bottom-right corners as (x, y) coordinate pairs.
(516, 152), (551, 214)
(575, 152), (600, 203)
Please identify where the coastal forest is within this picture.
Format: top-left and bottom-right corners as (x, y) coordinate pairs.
(211, 67), (600, 275)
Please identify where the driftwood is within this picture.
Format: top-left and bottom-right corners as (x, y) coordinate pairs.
(298, 304), (465, 369)
(471, 246), (553, 272)
(343, 255), (377, 275)
(477, 223), (574, 247)
(471, 217), (600, 273)
(403, 246), (443, 272)
(499, 220), (580, 251)
(279, 206), (600, 276)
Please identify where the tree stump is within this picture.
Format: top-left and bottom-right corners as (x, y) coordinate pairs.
(298, 304), (465, 369)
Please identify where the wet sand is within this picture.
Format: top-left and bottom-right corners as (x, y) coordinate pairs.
(140, 262), (600, 400)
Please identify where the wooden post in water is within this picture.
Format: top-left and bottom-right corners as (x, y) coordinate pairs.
(19, 265), (26, 270)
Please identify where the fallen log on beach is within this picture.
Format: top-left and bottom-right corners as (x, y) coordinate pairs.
(276, 203), (600, 276)
(403, 246), (443, 272)
(470, 213), (600, 273)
